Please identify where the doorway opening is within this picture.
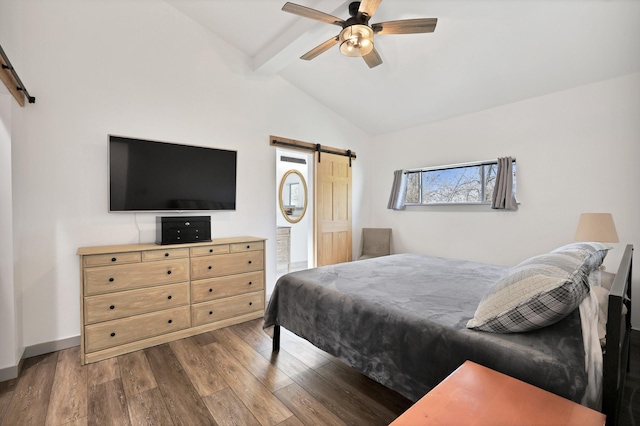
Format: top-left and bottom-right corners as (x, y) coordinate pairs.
(275, 148), (314, 280)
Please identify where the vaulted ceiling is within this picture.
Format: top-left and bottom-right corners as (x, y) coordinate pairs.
(166, 0), (640, 135)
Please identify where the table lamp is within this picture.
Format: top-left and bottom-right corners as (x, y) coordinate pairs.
(574, 213), (619, 243)
(574, 213), (619, 275)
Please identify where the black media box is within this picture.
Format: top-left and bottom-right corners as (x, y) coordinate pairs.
(156, 216), (212, 245)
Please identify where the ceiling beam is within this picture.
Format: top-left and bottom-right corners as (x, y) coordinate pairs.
(253, 0), (349, 74)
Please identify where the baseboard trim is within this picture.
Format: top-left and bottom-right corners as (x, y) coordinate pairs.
(23, 335), (80, 358)
(0, 349), (24, 383)
(0, 335), (80, 382)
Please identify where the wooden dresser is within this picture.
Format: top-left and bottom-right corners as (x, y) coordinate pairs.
(78, 236), (265, 364)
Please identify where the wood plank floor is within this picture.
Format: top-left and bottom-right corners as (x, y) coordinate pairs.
(0, 319), (412, 426)
(0, 321), (638, 425)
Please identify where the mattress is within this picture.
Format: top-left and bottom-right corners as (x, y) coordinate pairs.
(264, 253), (588, 403)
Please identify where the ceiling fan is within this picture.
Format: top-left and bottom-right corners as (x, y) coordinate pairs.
(282, 0), (437, 68)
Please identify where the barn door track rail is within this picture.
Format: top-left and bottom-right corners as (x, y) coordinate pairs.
(0, 44), (35, 106)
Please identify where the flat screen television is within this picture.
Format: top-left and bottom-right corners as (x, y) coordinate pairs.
(109, 135), (237, 212)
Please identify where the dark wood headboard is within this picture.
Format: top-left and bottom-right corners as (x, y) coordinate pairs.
(603, 244), (633, 426)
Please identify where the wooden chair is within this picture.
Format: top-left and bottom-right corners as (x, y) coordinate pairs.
(358, 228), (392, 260)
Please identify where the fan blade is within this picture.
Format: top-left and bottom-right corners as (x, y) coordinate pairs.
(358, 0), (383, 19)
(301, 36), (340, 60)
(362, 47), (382, 68)
(372, 18), (437, 35)
(282, 2), (345, 27)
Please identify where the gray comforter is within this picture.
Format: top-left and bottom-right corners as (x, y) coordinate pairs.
(263, 253), (587, 403)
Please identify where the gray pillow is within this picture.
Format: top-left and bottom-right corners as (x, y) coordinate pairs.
(467, 251), (591, 333)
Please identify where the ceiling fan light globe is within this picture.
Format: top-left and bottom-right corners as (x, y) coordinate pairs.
(339, 24), (374, 57)
(340, 40), (359, 57)
(359, 40), (374, 56)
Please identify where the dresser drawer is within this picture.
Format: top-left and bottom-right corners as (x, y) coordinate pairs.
(191, 292), (264, 326)
(84, 282), (189, 324)
(230, 241), (264, 253)
(190, 244), (230, 257)
(276, 245), (289, 262)
(191, 271), (264, 303)
(276, 227), (290, 236)
(83, 252), (141, 267)
(142, 248), (190, 262)
(191, 251), (263, 280)
(84, 306), (190, 353)
(84, 258), (189, 296)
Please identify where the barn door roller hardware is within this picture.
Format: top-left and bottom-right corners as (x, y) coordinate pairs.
(270, 135), (356, 167)
(0, 45), (36, 106)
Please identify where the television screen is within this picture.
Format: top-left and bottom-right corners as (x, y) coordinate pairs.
(109, 136), (237, 212)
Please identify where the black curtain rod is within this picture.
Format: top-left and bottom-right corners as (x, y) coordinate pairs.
(272, 139), (356, 166)
(0, 45), (36, 104)
(404, 158), (516, 174)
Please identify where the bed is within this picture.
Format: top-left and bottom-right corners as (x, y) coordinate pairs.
(263, 243), (633, 425)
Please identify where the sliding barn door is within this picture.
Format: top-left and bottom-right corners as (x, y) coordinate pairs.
(314, 152), (352, 266)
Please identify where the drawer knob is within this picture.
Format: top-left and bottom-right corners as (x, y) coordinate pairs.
(209, 311), (213, 315)
(248, 281), (252, 285)
(167, 295), (172, 300)
(164, 253), (169, 257)
(111, 257), (117, 262)
(109, 305), (115, 310)
(249, 302), (253, 306)
(167, 270), (172, 275)
(168, 319), (173, 324)
(208, 288), (213, 293)
(248, 260), (252, 264)
(110, 332), (116, 337)
(208, 266), (212, 270)
(109, 278), (114, 282)
(246, 245), (250, 249)
(209, 249), (213, 253)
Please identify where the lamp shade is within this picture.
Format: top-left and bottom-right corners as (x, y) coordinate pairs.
(574, 213), (619, 243)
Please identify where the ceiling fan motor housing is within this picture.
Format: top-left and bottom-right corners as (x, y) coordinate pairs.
(349, 2), (360, 18)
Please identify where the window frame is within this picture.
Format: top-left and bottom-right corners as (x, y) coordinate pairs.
(403, 159), (516, 206)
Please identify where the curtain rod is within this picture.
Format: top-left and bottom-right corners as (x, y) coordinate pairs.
(0, 45), (36, 104)
(404, 158), (516, 174)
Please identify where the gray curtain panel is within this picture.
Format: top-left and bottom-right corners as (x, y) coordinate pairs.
(387, 170), (407, 210)
(491, 157), (518, 210)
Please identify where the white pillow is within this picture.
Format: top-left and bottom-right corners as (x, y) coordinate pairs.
(591, 285), (609, 346)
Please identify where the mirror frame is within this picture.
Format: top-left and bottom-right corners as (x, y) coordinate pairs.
(279, 169), (308, 224)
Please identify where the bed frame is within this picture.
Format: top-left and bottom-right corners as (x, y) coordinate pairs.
(271, 244), (634, 425)
(602, 244), (633, 426)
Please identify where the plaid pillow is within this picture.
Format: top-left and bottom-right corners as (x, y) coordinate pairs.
(550, 242), (611, 273)
(467, 251), (591, 333)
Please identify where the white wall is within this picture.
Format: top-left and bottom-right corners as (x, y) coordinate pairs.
(370, 73), (640, 327)
(7, 0), (370, 352)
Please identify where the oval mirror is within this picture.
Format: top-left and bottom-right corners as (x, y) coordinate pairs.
(279, 170), (308, 224)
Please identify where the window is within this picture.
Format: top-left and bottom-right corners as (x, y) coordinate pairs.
(404, 160), (516, 205)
